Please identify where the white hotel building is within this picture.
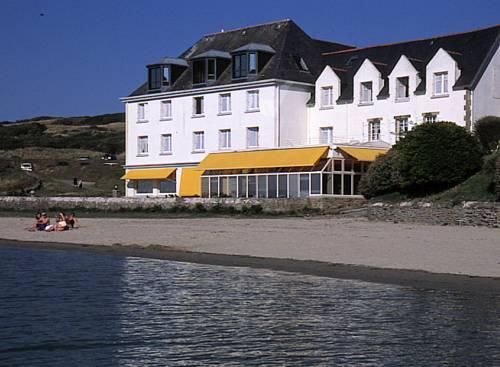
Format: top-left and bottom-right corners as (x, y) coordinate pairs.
(121, 20), (500, 198)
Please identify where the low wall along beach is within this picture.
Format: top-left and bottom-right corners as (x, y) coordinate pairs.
(0, 196), (498, 227)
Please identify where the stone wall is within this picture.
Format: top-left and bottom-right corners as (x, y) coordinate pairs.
(0, 196), (365, 215)
(367, 201), (500, 227)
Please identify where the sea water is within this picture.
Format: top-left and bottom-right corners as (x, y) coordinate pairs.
(1, 245), (499, 366)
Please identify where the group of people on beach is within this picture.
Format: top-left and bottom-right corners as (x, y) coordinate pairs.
(29, 211), (79, 232)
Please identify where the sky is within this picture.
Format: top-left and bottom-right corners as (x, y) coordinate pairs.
(0, 0), (499, 121)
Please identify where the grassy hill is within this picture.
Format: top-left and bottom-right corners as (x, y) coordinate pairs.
(0, 114), (125, 196)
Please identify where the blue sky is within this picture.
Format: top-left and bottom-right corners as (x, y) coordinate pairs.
(1, 0), (499, 121)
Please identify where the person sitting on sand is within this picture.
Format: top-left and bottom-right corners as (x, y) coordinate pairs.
(38, 212), (50, 231)
(65, 212), (80, 229)
(27, 212), (41, 231)
(54, 212), (69, 231)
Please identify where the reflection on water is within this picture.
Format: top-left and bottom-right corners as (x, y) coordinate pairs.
(0, 246), (499, 366)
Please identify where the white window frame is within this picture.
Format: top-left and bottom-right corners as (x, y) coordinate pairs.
(193, 96), (205, 116)
(246, 90), (260, 112)
(321, 86), (334, 108)
(395, 77), (410, 100)
(219, 129), (231, 150)
(368, 119), (381, 141)
(433, 72), (449, 96)
(160, 100), (172, 120)
(192, 131), (205, 152)
(218, 93), (232, 114)
(319, 126), (333, 144)
(395, 117), (409, 141)
(246, 127), (259, 147)
(160, 134), (172, 154)
(137, 136), (148, 155)
(423, 113), (439, 123)
(360, 82), (373, 104)
(137, 103), (147, 122)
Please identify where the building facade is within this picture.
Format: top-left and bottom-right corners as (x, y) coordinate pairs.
(121, 20), (500, 198)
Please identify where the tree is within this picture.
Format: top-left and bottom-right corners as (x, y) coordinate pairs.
(358, 151), (401, 198)
(394, 121), (482, 194)
(473, 116), (500, 153)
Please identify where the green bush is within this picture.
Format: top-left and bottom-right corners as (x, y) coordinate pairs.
(473, 116), (500, 153)
(394, 121), (482, 194)
(358, 151), (402, 198)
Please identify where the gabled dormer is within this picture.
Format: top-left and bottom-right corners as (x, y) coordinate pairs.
(388, 55), (420, 101)
(147, 57), (188, 92)
(191, 50), (231, 86)
(230, 43), (275, 80)
(353, 59), (384, 105)
(425, 48), (461, 97)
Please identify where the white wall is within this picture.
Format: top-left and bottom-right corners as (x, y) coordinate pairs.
(473, 44), (500, 123)
(278, 83), (312, 147)
(308, 49), (468, 146)
(125, 84), (278, 168)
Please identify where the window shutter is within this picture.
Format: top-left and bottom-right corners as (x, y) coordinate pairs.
(443, 73), (448, 93)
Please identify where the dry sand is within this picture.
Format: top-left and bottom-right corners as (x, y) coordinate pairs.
(1, 216), (499, 280)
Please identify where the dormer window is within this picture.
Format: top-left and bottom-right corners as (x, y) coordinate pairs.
(396, 77), (409, 100)
(433, 72), (449, 96)
(295, 56), (309, 72)
(191, 50), (231, 85)
(360, 82), (373, 104)
(147, 57), (188, 92)
(148, 65), (169, 90)
(231, 43), (275, 80)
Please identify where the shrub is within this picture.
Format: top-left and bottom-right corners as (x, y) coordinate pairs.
(394, 121), (482, 194)
(473, 116), (500, 153)
(358, 151), (402, 198)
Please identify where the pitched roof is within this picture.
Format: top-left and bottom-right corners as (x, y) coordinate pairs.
(129, 19), (330, 97)
(321, 24), (500, 102)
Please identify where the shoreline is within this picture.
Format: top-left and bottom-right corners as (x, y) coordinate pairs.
(2, 238), (500, 294)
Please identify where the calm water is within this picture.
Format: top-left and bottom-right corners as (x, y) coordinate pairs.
(1, 246), (499, 366)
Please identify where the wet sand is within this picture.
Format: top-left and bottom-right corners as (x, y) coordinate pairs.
(1, 216), (499, 292)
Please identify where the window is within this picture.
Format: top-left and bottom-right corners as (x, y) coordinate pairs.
(368, 119), (381, 141)
(193, 96), (204, 116)
(193, 131), (205, 151)
(433, 72), (449, 95)
(219, 93), (231, 114)
(423, 113), (438, 123)
(395, 117), (409, 140)
(247, 127), (259, 147)
(137, 136), (148, 155)
(148, 65), (170, 90)
(160, 100), (172, 119)
(207, 59), (216, 81)
(360, 82), (373, 104)
(233, 52), (257, 78)
(160, 179), (176, 193)
(321, 86), (334, 107)
(160, 134), (172, 153)
(396, 77), (409, 100)
(137, 180), (153, 194)
(295, 56), (309, 72)
(247, 90), (259, 111)
(219, 129), (231, 149)
(137, 103), (147, 122)
(319, 127), (333, 144)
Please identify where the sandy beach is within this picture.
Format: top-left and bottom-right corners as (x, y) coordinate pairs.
(1, 215), (499, 291)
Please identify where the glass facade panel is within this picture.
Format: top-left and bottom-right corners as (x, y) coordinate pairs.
(311, 173), (321, 194)
(299, 174), (309, 197)
(267, 175), (277, 198)
(229, 177), (237, 198)
(220, 177), (229, 197)
(323, 173), (333, 194)
(343, 175), (352, 195)
(210, 177), (219, 197)
(248, 176), (256, 198)
(238, 176), (247, 198)
(258, 175), (267, 198)
(137, 180), (153, 194)
(159, 179), (176, 193)
(278, 175), (287, 198)
(333, 174), (342, 195)
(289, 174), (299, 198)
(201, 177), (209, 197)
